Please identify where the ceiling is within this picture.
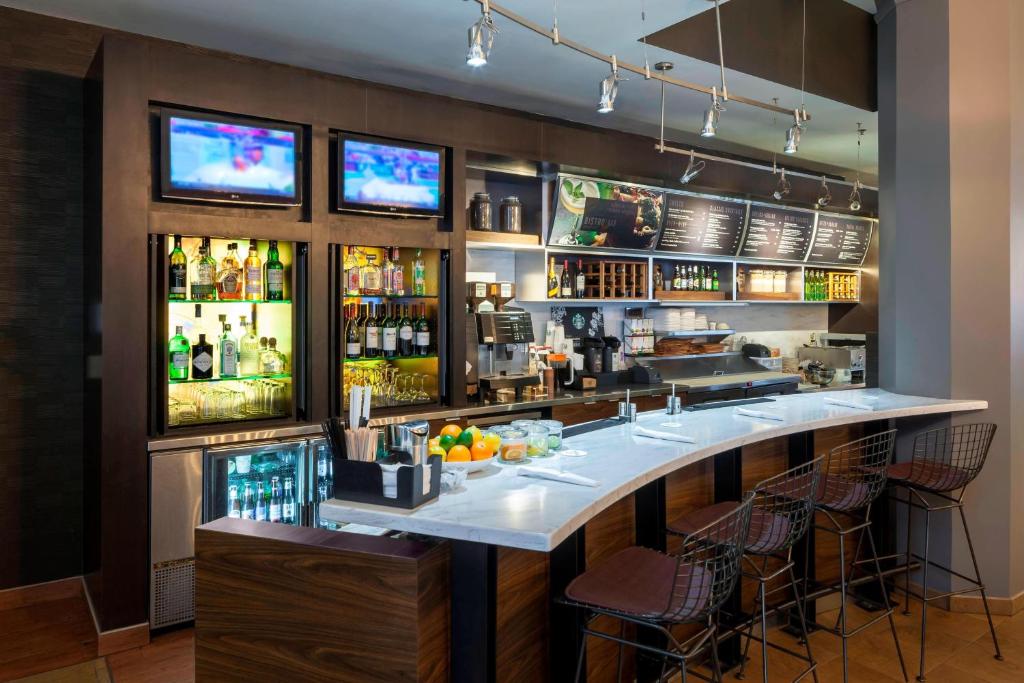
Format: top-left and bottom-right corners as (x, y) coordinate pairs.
(4, 0), (880, 181)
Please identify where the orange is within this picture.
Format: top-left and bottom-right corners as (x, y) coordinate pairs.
(470, 440), (493, 461)
(440, 424), (463, 440)
(447, 444), (472, 462)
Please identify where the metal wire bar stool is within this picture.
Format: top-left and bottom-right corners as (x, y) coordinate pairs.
(882, 423), (1001, 682)
(808, 429), (908, 683)
(559, 493), (754, 683)
(667, 456), (825, 683)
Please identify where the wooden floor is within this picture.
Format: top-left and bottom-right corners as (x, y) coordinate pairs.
(2, 588), (1022, 682)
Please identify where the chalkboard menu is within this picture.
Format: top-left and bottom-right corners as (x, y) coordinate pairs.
(739, 205), (815, 261)
(655, 193), (746, 256)
(808, 215), (873, 265)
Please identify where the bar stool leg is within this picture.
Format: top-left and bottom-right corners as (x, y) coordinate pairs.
(916, 508), (930, 682)
(708, 625), (722, 683)
(574, 631), (587, 683)
(615, 621), (625, 682)
(788, 565), (820, 683)
(959, 505), (1003, 661)
(759, 580), (770, 683)
(866, 525), (908, 682)
(838, 532), (850, 683)
(735, 580), (758, 680)
(903, 497), (913, 616)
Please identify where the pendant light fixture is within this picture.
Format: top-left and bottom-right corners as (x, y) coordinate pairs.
(680, 150), (705, 185)
(783, 0), (808, 154)
(700, 0), (729, 137)
(655, 61), (673, 151)
(597, 55), (623, 114)
(817, 175), (832, 207)
(848, 123), (866, 211)
(466, 0), (498, 67)
(784, 109), (803, 154)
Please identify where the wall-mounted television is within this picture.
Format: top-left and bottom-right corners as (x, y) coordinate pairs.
(337, 133), (445, 218)
(160, 108), (302, 206)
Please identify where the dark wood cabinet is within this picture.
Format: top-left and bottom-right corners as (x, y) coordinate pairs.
(551, 399), (619, 426)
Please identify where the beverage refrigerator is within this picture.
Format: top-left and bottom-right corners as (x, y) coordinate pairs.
(149, 436), (335, 629)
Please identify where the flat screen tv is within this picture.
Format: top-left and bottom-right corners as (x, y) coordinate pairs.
(338, 133), (445, 218)
(160, 108), (302, 206)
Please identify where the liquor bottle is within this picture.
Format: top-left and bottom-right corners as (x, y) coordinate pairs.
(653, 264), (664, 292)
(168, 326), (190, 381)
(193, 304), (207, 341)
(219, 323), (238, 377)
(344, 246), (361, 296)
(364, 303), (381, 358)
(282, 477), (296, 524)
(346, 304), (362, 359)
(191, 333), (214, 380)
(413, 249), (426, 296)
(575, 259), (586, 298)
(255, 482), (267, 522)
(244, 239), (263, 301)
(415, 303), (431, 355)
(191, 243), (216, 301)
(392, 248), (405, 295)
(712, 269), (720, 292)
(265, 240), (285, 301)
(238, 317), (260, 376)
(169, 235), (188, 300)
(216, 243), (243, 300)
(560, 259), (573, 298)
(227, 485), (241, 519)
(672, 265), (683, 290)
(382, 247), (395, 296)
(269, 476), (282, 523)
(361, 255), (382, 295)
(261, 337), (286, 374)
(547, 257), (559, 299)
(241, 483), (256, 520)
(382, 303), (398, 357)
(398, 304), (414, 357)
(702, 265), (710, 292)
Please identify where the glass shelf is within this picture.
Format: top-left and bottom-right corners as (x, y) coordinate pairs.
(168, 299), (292, 305)
(169, 373), (292, 385)
(342, 355), (438, 364)
(341, 294), (438, 300)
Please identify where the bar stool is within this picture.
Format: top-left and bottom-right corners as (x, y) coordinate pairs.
(667, 456), (826, 683)
(886, 423), (1001, 682)
(810, 429), (908, 683)
(560, 493), (754, 682)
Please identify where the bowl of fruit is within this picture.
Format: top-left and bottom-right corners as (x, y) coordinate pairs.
(430, 424), (501, 474)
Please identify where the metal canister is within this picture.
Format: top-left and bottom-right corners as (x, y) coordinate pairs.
(470, 192), (492, 231)
(499, 195), (522, 233)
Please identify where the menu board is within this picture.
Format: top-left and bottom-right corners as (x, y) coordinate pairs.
(655, 193), (746, 256)
(808, 215), (873, 265)
(549, 175), (664, 250)
(739, 205), (815, 261)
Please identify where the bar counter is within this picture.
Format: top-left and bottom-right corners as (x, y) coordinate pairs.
(318, 389), (984, 549)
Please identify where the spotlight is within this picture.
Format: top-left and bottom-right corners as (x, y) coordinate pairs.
(700, 87), (724, 138)
(773, 168), (791, 200)
(784, 109), (803, 154)
(679, 150), (705, 185)
(467, 0), (498, 67)
(597, 56), (622, 114)
(848, 179), (862, 212)
(817, 176), (832, 207)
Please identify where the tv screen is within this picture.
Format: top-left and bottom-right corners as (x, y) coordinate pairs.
(161, 109), (301, 206)
(339, 134), (444, 217)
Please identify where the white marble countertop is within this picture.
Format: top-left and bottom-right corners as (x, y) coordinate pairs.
(319, 389), (987, 552)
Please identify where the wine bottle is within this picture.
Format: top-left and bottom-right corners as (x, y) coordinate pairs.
(265, 240), (285, 301)
(345, 304), (362, 359)
(191, 333), (214, 380)
(547, 257), (559, 299)
(560, 259), (573, 298)
(364, 303), (381, 358)
(169, 235), (187, 301)
(415, 303), (431, 355)
(168, 325), (190, 381)
(244, 239), (263, 301)
(382, 303), (398, 357)
(575, 259), (586, 298)
(398, 304), (414, 357)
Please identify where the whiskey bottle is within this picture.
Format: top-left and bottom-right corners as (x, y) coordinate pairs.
(216, 243), (243, 300)
(191, 333), (214, 380)
(265, 240), (285, 301)
(168, 235), (187, 301)
(168, 325), (190, 381)
(191, 243), (216, 301)
(244, 239), (263, 301)
(414, 303), (431, 355)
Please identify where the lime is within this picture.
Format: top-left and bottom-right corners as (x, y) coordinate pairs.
(456, 429), (476, 448)
(439, 434), (456, 452)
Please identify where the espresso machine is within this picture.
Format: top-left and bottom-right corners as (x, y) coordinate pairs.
(797, 333), (867, 384)
(466, 282), (540, 400)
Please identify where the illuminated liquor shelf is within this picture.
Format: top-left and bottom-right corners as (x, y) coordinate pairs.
(169, 372), (292, 385)
(168, 299), (292, 304)
(342, 354), (438, 364)
(341, 294), (438, 300)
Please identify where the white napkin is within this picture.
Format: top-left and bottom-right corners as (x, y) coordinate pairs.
(734, 407), (785, 421)
(632, 426), (697, 444)
(515, 466), (600, 487)
(824, 397), (876, 411)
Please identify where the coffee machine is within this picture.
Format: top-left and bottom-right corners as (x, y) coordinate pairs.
(466, 281), (540, 400)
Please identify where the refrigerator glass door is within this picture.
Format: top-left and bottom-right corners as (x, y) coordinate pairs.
(308, 438), (337, 529)
(204, 440), (306, 526)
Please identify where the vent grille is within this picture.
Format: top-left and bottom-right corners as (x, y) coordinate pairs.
(152, 557), (195, 628)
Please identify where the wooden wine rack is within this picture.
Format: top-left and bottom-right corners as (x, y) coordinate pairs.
(581, 260), (648, 300)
